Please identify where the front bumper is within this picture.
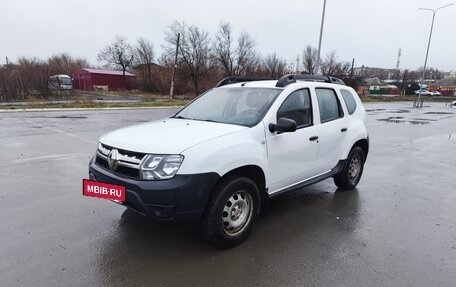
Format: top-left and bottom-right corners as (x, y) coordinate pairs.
(89, 158), (220, 223)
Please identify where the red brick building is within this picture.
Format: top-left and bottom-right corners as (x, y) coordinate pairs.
(73, 68), (136, 91)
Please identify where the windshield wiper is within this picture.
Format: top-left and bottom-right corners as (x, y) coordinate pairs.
(172, 115), (190, 119)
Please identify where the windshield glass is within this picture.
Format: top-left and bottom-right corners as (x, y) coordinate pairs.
(174, 87), (282, 127)
(59, 77), (72, 85)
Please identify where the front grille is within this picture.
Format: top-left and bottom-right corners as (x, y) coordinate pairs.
(95, 143), (145, 179)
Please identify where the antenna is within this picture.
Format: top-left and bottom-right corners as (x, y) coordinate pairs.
(396, 48), (402, 70)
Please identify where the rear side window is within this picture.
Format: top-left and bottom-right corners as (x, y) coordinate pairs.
(315, 88), (343, 123)
(277, 89), (312, 127)
(340, 89), (357, 115)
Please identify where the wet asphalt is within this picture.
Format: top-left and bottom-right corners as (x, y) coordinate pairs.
(0, 102), (455, 287)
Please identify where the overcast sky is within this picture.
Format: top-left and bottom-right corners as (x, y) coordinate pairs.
(1, 0), (455, 71)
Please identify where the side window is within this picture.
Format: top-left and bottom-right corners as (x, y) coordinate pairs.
(315, 88), (343, 123)
(340, 89), (358, 115)
(277, 89), (312, 127)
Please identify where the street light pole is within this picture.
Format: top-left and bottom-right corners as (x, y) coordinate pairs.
(314, 0), (327, 75)
(417, 3), (454, 104)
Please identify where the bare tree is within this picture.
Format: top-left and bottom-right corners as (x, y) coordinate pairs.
(302, 46), (317, 74)
(321, 50), (339, 76)
(235, 31), (259, 76)
(213, 22), (260, 76)
(48, 53), (88, 75)
(213, 22), (235, 76)
(165, 21), (212, 95)
(337, 61), (352, 78)
(320, 50), (352, 78)
(263, 53), (287, 78)
(97, 36), (135, 77)
(135, 37), (155, 91)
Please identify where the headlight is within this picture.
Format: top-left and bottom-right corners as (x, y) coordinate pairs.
(140, 154), (184, 180)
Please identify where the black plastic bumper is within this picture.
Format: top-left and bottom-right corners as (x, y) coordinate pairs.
(88, 159), (220, 223)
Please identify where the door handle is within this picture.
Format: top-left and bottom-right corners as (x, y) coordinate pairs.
(341, 128), (348, 132)
(309, 136), (319, 141)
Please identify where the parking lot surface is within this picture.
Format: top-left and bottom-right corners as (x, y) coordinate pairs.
(1, 102), (455, 286)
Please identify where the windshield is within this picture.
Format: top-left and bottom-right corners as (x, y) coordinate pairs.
(174, 87), (282, 127)
(59, 77), (72, 85)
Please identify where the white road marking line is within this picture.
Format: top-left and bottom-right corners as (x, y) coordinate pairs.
(26, 120), (97, 144)
(12, 153), (88, 164)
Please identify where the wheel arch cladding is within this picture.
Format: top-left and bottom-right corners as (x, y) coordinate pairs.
(354, 138), (369, 162)
(216, 165), (267, 215)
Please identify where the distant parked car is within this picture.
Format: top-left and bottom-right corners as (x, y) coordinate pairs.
(414, 89), (431, 96)
(429, 91), (441, 96)
(48, 74), (73, 90)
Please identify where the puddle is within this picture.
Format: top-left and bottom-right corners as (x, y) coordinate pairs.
(424, 112), (454, 115)
(377, 117), (430, 125)
(52, 115), (87, 119)
(390, 109), (411, 113)
(28, 115), (88, 119)
(412, 118), (437, 121)
(366, 108), (386, 112)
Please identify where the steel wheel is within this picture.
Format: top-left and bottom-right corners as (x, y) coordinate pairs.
(199, 176), (259, 248)
(348, 153), (362, 184)
(334, 146), (365, 190)
(222, 190), (253, 237)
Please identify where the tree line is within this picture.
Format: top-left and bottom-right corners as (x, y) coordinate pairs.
(0, 20), (446, 101)
(98, 21), (354, 95)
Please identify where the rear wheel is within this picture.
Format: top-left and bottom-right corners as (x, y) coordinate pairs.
(334, 146), (365, 190)
(199, 176), (259, 248)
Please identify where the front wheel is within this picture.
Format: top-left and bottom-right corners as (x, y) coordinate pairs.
(199, 176), (259, 248)
(334, 146), (365, 190)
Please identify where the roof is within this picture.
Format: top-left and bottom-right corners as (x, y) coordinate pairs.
(220, 80), (345, 89)
(363, 77), (383, 86)
(217, 74), (345, 89)
(221, 80), (279, 88)
(79, 68), (135, 77)
(432, 77), (456, 87)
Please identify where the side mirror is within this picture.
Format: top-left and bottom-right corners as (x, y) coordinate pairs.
(269, 118), (297, 133)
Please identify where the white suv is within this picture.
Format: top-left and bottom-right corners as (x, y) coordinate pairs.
(88, 74), (369, 248)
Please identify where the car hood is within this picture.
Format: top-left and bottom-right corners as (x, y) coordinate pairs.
(99, 118), (248, 154)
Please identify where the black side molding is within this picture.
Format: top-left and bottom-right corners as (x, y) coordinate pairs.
(269, 160), (346, 198)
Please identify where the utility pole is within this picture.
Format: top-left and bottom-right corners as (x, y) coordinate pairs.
(169, 33), (180, 101)
(5, 56), (9, 65)
(401, 69), (408, 96)
(417, 3), (454, 105)
(395, 48), (401, 70)
(350, 58), (355, 79)
(315, 0), (327, 75)
(295, 54), (300, 74)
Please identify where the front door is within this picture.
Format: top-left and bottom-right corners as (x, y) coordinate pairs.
(266, 89), (319, 194)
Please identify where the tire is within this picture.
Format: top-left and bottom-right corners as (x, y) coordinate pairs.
(334, 146), (365, 190)
(199, 176), (259, 248)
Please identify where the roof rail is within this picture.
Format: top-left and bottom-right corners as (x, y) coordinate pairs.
(216, 76), (276, 87)
(275, 74), (345, 88)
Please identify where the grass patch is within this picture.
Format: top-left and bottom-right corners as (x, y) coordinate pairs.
(360, 95), (456, 103)
(0, 99), (189, 110)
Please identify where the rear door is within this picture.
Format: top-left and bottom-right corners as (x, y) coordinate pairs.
(313, 87), (348, 173)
